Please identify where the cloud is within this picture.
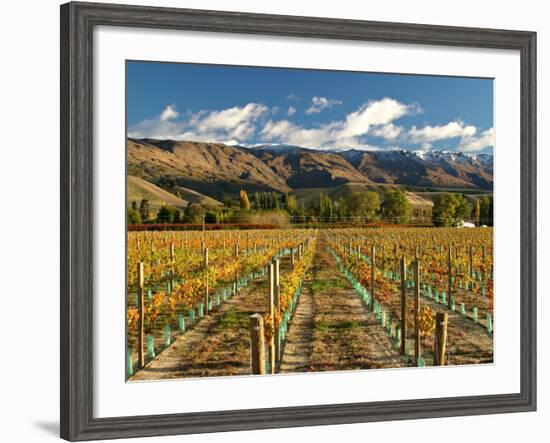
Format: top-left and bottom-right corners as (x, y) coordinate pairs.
(371, 123), (403, 140)
(160, 105), (178, 121)
(305, 96), (343, 114)
(128, 102), (268, 143)
(458, 128), (494, 152)
(408, 121), (476, 143)
(286, 93), (301, 101)
(261, 97), (417, 149)
(337, 98), (419, 139)
(261, 119), (339, 147)
(129, 98), (490, 154)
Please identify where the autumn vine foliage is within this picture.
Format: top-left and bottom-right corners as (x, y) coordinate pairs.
(127, 229), (313, 335)
(326, 226), (493, 342)
(263, 236), (317, 340)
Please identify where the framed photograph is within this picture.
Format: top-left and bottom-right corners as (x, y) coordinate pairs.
(60, 1), (536, 440)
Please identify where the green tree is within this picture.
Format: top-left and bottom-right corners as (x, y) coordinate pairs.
(319, 193), (335, 223)
(139, 199), (150, 223)
(239, 190), (251, 210)
(156, 205), (172, 223)
(479, 195), (493, 226)
(204, 211), (218, 224)
(127, 206), (141, 224)
(172, 208), (181, 223)
(346, 192), (380, 222)
(295, 203), (307, 224)
(473, 198), (481, 226)
(380, 189), (411, 224)
(272, 192), (280, 210)
(131, 200), (138, 212)
(184, 203), (206, 224)
(336, 197), (347, 220)
(432, 193), (472, 227)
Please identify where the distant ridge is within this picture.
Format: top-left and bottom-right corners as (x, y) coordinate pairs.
(127, 138), (493, 207)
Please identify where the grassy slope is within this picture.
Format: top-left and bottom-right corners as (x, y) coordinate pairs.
(127, 175), (189, 212)
(293, 182), (490, 208)
(174, 186), (223, 208)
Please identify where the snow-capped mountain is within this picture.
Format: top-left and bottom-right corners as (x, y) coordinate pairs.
(131, 138), (493, 192)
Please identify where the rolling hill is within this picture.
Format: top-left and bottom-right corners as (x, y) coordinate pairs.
(249, 145), (370, 188)
(127, 138), (291, 201)
(127, 175), (189, 212)
(127, 139), (493, 213)
(292, 183), (433, 209)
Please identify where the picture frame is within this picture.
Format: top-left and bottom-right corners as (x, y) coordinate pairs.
(60, 1), (537, 441)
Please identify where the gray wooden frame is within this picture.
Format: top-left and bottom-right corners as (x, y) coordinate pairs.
(60, 1), (537, 441)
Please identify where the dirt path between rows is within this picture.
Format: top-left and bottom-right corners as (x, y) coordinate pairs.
(130, 255), (293, 380)
(280, 240), (408, 373)
(279, 283), (314, 373)
(419, 296), (493, 365)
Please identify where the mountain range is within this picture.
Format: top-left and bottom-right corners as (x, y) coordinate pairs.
(127, 138), (493, 208)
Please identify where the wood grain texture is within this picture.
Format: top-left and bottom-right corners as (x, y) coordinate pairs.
(60, 2), (537, 441)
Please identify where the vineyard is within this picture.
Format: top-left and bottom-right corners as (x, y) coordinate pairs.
(126, 227), (493, 380)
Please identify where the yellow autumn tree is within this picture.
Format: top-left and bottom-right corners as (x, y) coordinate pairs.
(239, 189), (251, 210)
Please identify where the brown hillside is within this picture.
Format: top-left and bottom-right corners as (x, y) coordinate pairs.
(127, 139), (291, 201)
(251, 148), (371, 189)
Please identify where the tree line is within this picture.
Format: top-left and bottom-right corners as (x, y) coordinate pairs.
(127, 189), (493, 227)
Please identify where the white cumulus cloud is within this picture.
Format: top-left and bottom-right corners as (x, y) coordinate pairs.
(261, 97), (417, 149)
(337, 98), (418, 139)
(287, 106), (296, 117)
(128, 102), (268, 144)
(408, 121), (476, 143)
(458, 128), (494, 152)
(305, 96), (343, 114)
(371, 123), (403, 140)
(159, 105), (179, 121)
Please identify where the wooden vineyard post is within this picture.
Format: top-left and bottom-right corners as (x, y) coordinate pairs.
(274, 258), (281, 365)
(291, 247), (295, 267)
(249, 314), (266, 375)
(370, 245), (376, 311)
(204, 248), (209, 315)
(433, 312), (448, 366)
(447, 244), (453, 309)
(400, 256), (407, 355)
(413, 259), (421, 366)
(394, 242), (398, 275)
(234, 242), (239, 295)
(137, 262), (145, 368)
(469, 245), (474, 278)
(268, 263), (275, 374)
(170, 242), (175, 290)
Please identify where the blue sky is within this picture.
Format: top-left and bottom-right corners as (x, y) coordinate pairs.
(127, 61), (494, 153)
